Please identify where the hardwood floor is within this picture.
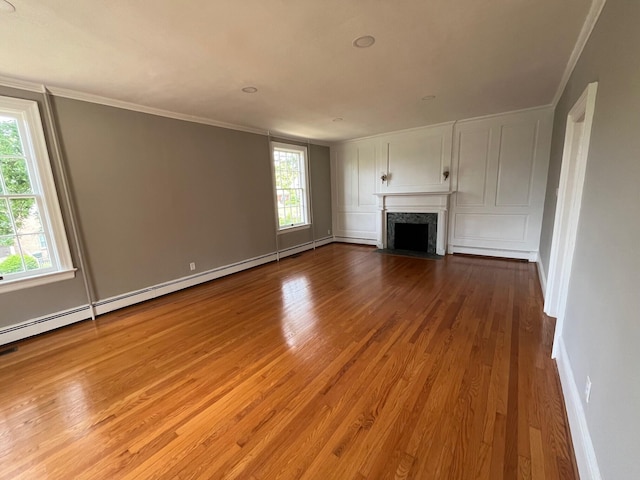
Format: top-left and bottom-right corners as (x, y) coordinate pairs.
(0, 244), (577, 479)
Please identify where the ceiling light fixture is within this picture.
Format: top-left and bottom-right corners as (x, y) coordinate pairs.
(422, 95), (436, 101)
(242, 86), (258, 94)
(352, 35), (376, 48)
(0, 0), (16, 13)
(332, 117), (343, 122)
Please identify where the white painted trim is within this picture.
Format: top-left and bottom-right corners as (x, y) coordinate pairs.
(546, 83), (598, 356)
(334, 121), (456, 145)
(313, 236), (334, 248)
(93, 252), (278, 315)
(2, 244), (344, 346)
(0, 305), (92, 346)
(552, 0), (607, 107)
(449, 245), (537, 262)
(0, 269), (76, 295)
(333, 236), (378, 246)
(48, 86), (267, 135)
(46, 86), (329, 146)
(0, 75), (45, 93)
(555, 337), (603, 480)
(268, 131), (331, 148)
(536, 258), (547, 299)
(0, 96), (75, 288)
(453, 105), (554, 126)
(278, 242), (315, 259)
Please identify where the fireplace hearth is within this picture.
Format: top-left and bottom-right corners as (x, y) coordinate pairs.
(386, 212), (439, 256)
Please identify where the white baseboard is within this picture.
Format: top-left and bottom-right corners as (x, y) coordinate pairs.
(0, 305), (92, 346)
(278, 242), (315, 259)
(94, 252), (278, 315)
(1, 241), (342, 347)
(537, 258), (548, 299)
(448, 245), (538, 262)
(333, 236), (378, 246)
(313, 236), (334, 248)
(555, 337), (602, 480)
(277, 236), (335, 260)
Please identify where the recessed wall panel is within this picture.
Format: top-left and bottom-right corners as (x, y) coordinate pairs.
(496, 122), (537, 206)
(456, 129), (490, 206)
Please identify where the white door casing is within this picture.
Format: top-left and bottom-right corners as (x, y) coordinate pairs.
(545, 82), (598, 358)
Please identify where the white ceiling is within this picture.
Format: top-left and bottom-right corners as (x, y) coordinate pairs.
(0, 0), (592, 142)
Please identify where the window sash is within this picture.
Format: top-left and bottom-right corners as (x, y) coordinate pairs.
(0, 96), (74, 290)
(271, 142), (311, 231)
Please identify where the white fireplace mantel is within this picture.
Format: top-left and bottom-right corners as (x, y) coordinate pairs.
(374, 191), (455, 255)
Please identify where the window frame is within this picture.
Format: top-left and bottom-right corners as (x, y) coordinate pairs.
(0, 95), (75, 294)
(270, 141), (312, 233)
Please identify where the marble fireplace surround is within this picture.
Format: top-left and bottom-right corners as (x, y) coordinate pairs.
(374, 191), (454, 256)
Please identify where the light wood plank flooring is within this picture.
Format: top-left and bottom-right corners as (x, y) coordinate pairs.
(0, 244), (577, 479)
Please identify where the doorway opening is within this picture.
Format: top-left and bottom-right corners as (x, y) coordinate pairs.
(545, 82), (598, 358)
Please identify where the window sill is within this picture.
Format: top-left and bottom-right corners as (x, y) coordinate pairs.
(0, 268), (77, 294)
(277, 224), (312, 235)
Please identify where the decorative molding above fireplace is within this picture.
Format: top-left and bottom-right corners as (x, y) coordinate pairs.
(374, 191), (454, 255)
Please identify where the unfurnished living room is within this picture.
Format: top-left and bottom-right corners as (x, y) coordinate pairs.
(0, 0), (637, 479)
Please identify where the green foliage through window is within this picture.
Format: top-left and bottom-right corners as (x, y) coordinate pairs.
(0, 254), (38, 274)
(273, 145), (308, 228)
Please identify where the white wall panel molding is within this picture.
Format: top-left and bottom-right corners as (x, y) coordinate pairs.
(453, 213), (529, 243)
(449, 107), (553, 259)
(378, 123), (453, 194)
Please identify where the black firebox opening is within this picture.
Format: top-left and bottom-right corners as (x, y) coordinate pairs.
(394, 223), (432, 252)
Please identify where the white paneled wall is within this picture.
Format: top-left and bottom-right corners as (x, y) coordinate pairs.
(331, 123), (453, 242)
(449, 108), (553, 260)
(331, 107), (553, 260)
(332, 141), (379, 242)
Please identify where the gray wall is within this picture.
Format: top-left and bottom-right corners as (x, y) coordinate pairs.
(1, 93), (332, 326)
(538, 1), (640, 478)
(272, 139), (332, 251)
(0, 87), (89, 327)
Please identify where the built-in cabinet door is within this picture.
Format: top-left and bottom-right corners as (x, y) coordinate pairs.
(378, 123), (453, 193)
(449, 108), (553, 259)
(332, 142), (378, 241)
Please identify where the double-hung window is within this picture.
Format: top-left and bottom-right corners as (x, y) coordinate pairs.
(0, 95), (74, 293)
(271, 142), (311, 231)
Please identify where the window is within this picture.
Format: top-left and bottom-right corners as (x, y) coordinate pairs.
(0, 96), (74, 293)
(271, 142), (311, 231)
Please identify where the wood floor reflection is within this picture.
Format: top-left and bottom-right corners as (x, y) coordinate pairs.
(0, 244), (577, 479)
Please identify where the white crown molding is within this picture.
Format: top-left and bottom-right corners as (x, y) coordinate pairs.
(0, 75), (45, 93)
(552, 0), (607, 107)
(335, 120), (456, 145)
(267, 130), (331, 147)
(454, 104), (554, 125)
(333, 104), (554, 146)
(45, 86), (269, 136)
(44, 86), (331, 146)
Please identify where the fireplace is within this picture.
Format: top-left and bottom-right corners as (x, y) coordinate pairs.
(387, 212), (438, 254)
(374, 191), (453, 256)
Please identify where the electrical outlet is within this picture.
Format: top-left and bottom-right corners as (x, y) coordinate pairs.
(585, 376), (592, 403)
(328, 229), (331, 235)
(189, 262), (196, 271)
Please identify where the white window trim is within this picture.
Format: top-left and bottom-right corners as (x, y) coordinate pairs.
(270, 141), (312, 232)
(0, 95), (75, 294)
